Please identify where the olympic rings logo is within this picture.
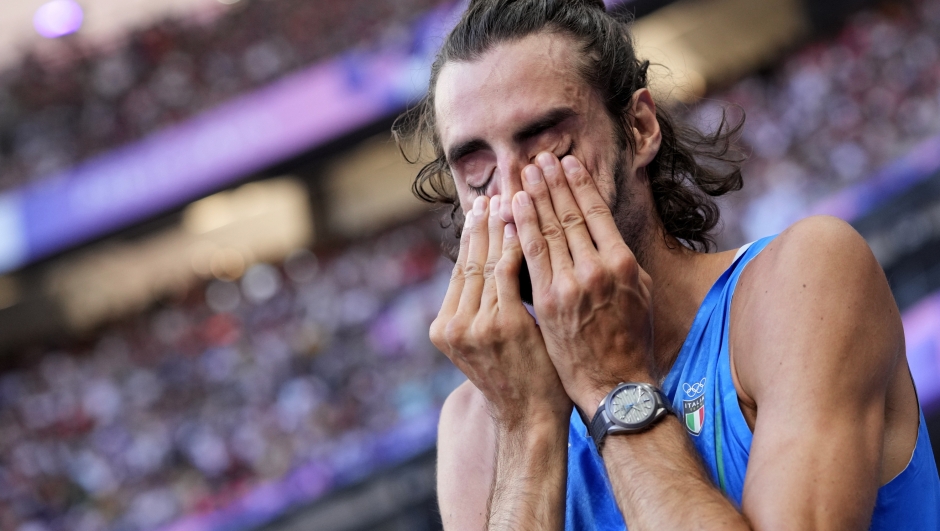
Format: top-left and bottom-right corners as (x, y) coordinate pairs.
(682, 378), (706, 397)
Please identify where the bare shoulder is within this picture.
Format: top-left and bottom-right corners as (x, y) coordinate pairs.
(746, 215), (878, 282)
(732, 215), (904, 402)
(736, 215), (891, 320)
(437, 380), (495, 530)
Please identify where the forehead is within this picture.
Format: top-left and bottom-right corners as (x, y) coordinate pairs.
(434, 32), (594, 148)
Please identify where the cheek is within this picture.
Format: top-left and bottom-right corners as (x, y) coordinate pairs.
(582, 150), (622, 207)
(453, 181), (473, 213)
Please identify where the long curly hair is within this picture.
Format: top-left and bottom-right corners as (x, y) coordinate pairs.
(392, 0), (745, 252)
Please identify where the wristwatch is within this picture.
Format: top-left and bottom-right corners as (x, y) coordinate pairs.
(588, 382), (674, 451)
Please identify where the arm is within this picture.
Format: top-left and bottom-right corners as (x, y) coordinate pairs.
(437, 381), (569, 531)
(731, 216), (901, 530)
(513, 146), (900, 529)
(437, 381), (494, 530)
(511, 152), (753, 530)
(431, 194), (570, 531)
(596, 218), (898, 531)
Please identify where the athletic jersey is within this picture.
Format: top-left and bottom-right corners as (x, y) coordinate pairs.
(565, 235), (940, 530)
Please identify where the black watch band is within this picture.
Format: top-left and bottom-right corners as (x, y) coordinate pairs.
(590, 404), (614, 450)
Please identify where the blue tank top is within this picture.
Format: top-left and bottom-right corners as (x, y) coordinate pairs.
(565, 236), (940, 530)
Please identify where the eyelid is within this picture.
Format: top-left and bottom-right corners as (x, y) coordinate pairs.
(467, 168), (494, 195)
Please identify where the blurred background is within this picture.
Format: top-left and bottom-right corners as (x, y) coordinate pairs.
(0, 0), (939, 529)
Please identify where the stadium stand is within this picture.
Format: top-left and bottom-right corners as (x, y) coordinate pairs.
(0, 0), (445, 193)
(3, 0), (940, 530)
(0, 218), (460, 531)
(687, 0), (940, 247)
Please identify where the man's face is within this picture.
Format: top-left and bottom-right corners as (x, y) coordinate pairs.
(434, 32), (626, 225)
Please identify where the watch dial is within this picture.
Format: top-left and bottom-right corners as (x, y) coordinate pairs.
(611, 386), (655, 425)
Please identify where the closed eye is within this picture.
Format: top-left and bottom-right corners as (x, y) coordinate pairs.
(467, 170), (493, 196)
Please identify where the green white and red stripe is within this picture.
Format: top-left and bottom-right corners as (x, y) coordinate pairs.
(683, 395), (705, 436)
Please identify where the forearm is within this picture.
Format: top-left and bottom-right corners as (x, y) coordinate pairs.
(602, 416), (750, 531)
(487, 414), (569, 531)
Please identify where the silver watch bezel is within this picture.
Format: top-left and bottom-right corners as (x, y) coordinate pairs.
(604, 382), (661, 432)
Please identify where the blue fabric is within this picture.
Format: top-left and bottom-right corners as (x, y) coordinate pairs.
(565, 235), (940, 530)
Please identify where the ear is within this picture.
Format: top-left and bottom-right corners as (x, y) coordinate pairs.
(629, 88), (662, 172)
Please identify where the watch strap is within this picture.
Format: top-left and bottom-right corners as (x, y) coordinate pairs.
(589, 403), (611, 450)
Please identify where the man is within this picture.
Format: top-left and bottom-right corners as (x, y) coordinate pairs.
(393, 0), (940, 529)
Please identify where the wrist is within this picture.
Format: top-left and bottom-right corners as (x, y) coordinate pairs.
(574, 373), (659, 415)
(491, 399), (571, 435)
(494, 409), (570, 460)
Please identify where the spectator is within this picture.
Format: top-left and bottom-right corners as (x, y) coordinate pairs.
(683, 0), (940, 247)
(0, 0), (445, 193)
(0, 218), (462, 531)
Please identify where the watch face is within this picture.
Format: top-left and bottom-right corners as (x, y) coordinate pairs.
(610, 385), (655, 426)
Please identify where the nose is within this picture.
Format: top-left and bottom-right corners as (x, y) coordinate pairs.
(492, 154), (527, 224)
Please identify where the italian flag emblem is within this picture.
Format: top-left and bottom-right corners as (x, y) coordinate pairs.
(683, 395), (705, 436)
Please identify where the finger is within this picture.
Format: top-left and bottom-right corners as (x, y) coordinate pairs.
(535, 152), (597, 263)
(521, 164), (573, 272)
(439, 209), (473, 318)
(561, 155), (626, 255)
(512, 191), (553, 295)
(494, 222), (525, 306)
(482, 195), (504, 309)
(457, 195), (489, 315)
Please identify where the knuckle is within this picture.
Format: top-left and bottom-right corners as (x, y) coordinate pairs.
(555, 280), (580, 304)
(541, 223), (565, 241)
(524, 239), (548, 259)
(559, 210), (586, 231)
(585, 203), (611, 221)
(450, 263), (465, 283)
(483, 257), (499, 280)
(611, 249), (638, 276)
(470, 319), (496, 342)
(429, 319), (445, 348)
(578, 262), (605, 287)
(463, 260), (484, 279)
(538, 294), (559, 314)
(494, 258), (515, 281)
(444, 318), (469, 348)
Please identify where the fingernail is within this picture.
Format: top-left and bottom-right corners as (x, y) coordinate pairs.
(464, 210), (475, 227)
(515, 191), (531, 206)
(562, 156), (580, 173)
(536, 152), (555, 168)
(490, 195), (501, 215)
(524, 166), (542, 184)
(473, 196), (486, 215)
(504, 223), (517, 239)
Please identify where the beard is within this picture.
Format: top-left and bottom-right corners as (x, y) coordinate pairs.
(516, 154), (651, 305)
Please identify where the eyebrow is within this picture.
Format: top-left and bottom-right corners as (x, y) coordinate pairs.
(512, 107), (579, 144)
(445, 106), (579, 165)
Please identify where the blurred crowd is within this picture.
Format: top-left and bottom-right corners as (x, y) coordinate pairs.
(0, 219), (462, 531)
(5, 0), (940, 530)
(0, 0), (444, 193)
(685, 0), (940, 246)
